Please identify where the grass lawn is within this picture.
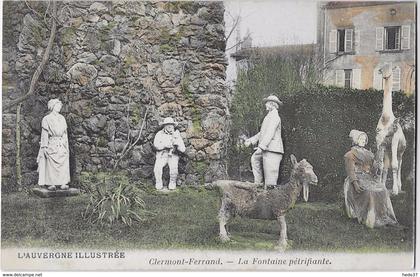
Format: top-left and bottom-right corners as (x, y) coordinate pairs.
(1, 187), (414, 252)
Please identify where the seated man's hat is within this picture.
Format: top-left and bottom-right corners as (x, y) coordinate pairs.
(263, 95), (283, 106)
(159, 117), (178, 127)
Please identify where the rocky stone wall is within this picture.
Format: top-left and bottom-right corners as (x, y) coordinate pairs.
(2, 1), (229, 191)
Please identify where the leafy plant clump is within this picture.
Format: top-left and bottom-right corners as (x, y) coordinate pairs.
(81, 172), (154, 226)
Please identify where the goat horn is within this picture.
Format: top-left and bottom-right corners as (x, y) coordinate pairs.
(303, 183), (309, 202)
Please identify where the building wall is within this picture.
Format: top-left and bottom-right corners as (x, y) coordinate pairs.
(2, 1), (229, 191)
(321, 2), (415, 94)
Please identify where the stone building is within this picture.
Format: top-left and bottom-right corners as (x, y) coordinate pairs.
(2, 1), (229, 191)
(317, 1), (416, 94)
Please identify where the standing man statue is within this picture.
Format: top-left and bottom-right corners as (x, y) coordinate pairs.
(244, 95), (284, 189)
(153, 117), (186, 191)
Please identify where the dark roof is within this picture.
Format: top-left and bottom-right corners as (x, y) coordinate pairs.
(231, 44), (316, 61)
(322, 1), (410, 9)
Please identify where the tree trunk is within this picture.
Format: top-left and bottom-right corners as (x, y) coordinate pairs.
(15, 103), (22, 187)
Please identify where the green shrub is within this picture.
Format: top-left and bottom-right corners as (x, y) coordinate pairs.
(81, 172), (154, 226)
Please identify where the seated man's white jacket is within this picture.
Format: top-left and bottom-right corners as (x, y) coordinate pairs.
(248, 109), (283, 154)
(154, 129), (186, 153)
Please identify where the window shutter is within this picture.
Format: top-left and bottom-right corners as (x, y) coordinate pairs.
(375, 27), (384, 51)
(392, 66), (401, 91)
(329, 30), (337, 53)
(345, 29), (353, 52)
(336, 70), (345, 87)
(352, 68), (361, 89)
(354, 30), (360, 53)
(373, 68), (383, 90)
(401, 25), (410, 50)
(395, 27), (401, 49)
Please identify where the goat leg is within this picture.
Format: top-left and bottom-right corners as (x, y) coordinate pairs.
(276, 215), (288, 251)
(218, 197), (231, 242)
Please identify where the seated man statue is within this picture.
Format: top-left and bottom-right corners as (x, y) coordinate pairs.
(344, 129), (398, 228)
(153, 117), (186, 191)
(244, 95), (284, 189)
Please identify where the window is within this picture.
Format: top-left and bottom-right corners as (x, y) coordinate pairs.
(344, 69), (352, 88)
(329, 28), (354, 53)
(373, 65), (401, 91)
(338, 30), (345, 52)
(392, 66), (401, 91)
(376, 25), (411, 51)
(385, 26), (400, 50)
(373, 68), (383, 90)
(335, 69), (361, 89)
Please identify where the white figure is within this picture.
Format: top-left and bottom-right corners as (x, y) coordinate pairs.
(375, 64), (406, 195)
(244, 95), (284, 189)
(153, 117), (186, 190)
(344, 130), (398, 228)
(37, 99), (70, 191)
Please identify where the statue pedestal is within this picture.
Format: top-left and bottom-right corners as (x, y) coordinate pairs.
(32, 187), (80, 198)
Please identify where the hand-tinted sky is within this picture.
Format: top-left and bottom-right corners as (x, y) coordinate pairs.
(225, 0), (318, 48)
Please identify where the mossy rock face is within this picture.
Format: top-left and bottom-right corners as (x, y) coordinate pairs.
(192, 112), (202, 133)
(164, 2), (201, 14)
(181, 74), (202, 133)
(123, 54), (137, 66)
(191, 161), (209, 185)
(129, 105), (142, 125)
(163, 2), (181, 13)
(96, 136), (108, 148)
(43, 62), (67, 83)
(158, 26), (185, 47)
(160, 44), (175, 53)
(17, 14), (48, 52)
(60, 27), (77, 46)
(3, 0), (229, 190)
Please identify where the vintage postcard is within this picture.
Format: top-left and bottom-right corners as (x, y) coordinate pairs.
(1, 0), (417, 273)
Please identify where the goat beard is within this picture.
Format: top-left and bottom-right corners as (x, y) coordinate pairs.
(303, 182), (309, 202)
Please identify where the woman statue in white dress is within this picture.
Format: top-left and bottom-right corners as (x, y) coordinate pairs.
(37, 99), (70, 190)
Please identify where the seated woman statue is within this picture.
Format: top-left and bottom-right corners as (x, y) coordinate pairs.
(344, 129), (398, 228)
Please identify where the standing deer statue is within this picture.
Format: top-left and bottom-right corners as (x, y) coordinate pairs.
(376, 64), (406, 195)
(212, 154), (318, 251)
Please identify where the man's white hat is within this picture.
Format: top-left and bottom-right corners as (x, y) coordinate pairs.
(263, 95), (283, 106)
(159, 117), (178, 127)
